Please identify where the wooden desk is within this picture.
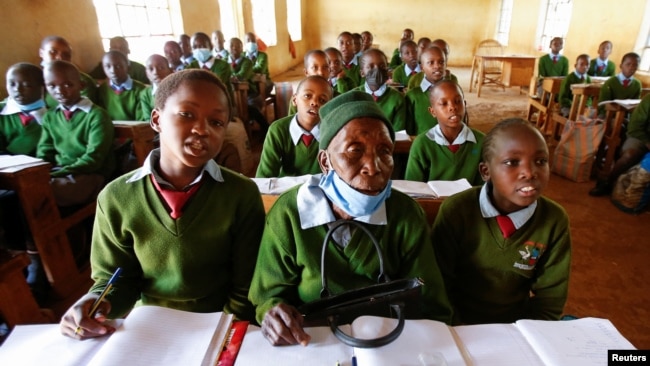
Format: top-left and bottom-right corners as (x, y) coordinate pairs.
(393, 138), (413, 155)
(470, 55), (536, 97)
(594, 101), (641, 180)
(0, 163), (90, 299)
(550, 83), (601, 142)
(113, 121), (156, 166)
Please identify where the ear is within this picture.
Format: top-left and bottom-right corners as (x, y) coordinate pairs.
(428, 105), (436, 118)
(150, 109), (161, 132)
(303, 68), (309, 76)
(38, 49), (45, 59)
(317, 150), (330, 174)
(291, 93), (298, 107)
(478, 161), (490, 182)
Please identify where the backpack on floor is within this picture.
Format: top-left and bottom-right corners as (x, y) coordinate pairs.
(611, 152), (650, 213)
(551, 116), (606, 182)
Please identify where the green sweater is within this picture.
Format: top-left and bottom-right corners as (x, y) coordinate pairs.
(389, 48), (401, 69)
(432, 187), (571, 325)
(232, 57), (258, 96)
(37, 104), (115, 178)
(139, 86), (154, 121)
(247, 51), (271, 80)
(353, 85), (407, 131)
(405, 128), (485, 185)
(342, 63), (361, 87)
(249, 185), (453, 324)
(405, 86), (437, 136)
(407, 72), (458, 92)
(587, 59), (615, 77)
(559, 72), (591, 109)
(538, 54), (569, 77)
(0, 104), (43, 156)
(255, 114), (321, 177)
(598, 76), (642, 116)
(391, 64), (418, 87)
(627, 94), (650, 144)
(89, 167), (265, 320)
(97, 80), (148, 121)
(45, 71), (98, 109)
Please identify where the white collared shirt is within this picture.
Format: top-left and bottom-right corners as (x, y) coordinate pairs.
(110, 76), (134, 91)
(56, 96), (94, 114)
(426, 123), (476, 145)
(420, 77), (433, 92)
(1, 98), (47, 124)
(198, 58), (215, 70)
(404, 64), (421, 75)
(617, 72), (632, 85)
(289, 115), (320, 145)
(478, 183), (537, 230)
(364, 83), (388, 98)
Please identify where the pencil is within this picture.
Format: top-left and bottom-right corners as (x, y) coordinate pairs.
(88, 267), (122, 317)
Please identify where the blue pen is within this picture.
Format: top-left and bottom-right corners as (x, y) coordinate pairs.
(351, 354), (357, 366)
(88, 267), (122, 317)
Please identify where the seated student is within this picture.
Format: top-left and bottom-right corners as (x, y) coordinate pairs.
(590, 93), (650, 196)
(0, 63), (46, 156)
(352, 32), (363, 61)
(535, 37), (568, 96)
(212, 30), (229, 60)
(188, 32), (234, 104)
(178, 34), (195, 66)
(405, 46), (452, 136)
(361, 31), (373, 52)
(164, 40), (185, 72)
(337, 31), (361, 87)
(389, 28), (414, 69)
(59, 69), (265, 339)
(89, 36), (148, 84)
(96, 50), (148, 121)
(244, 32), (273, 96)
(288, 50), (331, 115)
(432, 118), (571, 325)
(354, 48), (407, 131)
(39, 35), (98, 108)
(39, 60), (115, 207)
(407, 39), (458, 91)
(249, 91), (452, 346)
(390, 40), (420, 88)
(324, 47), (354, 96)
(228, 37), (256, 99)
(256, 76), (332, 178)
(558, 54), (592, 117)
(588, 40), (615, 77)
(596, 52), (641, 117)
(405, 81), (484, 185)
(140, 54), (173, 120)
(416, 37), (432, 61)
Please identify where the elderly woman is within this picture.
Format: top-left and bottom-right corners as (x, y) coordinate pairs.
(248, 91), (452, 346)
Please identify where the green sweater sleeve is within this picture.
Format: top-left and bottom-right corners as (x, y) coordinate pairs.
(627, 94), (650, 144)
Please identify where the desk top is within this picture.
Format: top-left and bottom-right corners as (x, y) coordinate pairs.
(475, 54), (536, 60)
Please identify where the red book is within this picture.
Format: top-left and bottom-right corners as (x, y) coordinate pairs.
(217, 320), (249, 366)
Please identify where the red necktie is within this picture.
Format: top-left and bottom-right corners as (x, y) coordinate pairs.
(231, 62), (237, 68)
(345, 63), (352, 69)
(202, 65), (210, 70)
(447, 144), (460, 153)
(151, 176), (203, 219)
(410, 70), (417, 76)
(18, 112), (35, 126)
(553, 56), (558, 64)
(301, 133), (314, 147)
(371, 92), (378, 102)
(623, 79), (630, 87)
(597, 65), (604, 73)
(580, 76), (584, 81)
(496, 215), (516, 238)
(111, 84), (124, 95)
(62, 109), (75, 121)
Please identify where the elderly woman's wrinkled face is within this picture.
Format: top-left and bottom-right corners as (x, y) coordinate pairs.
(322, 118), (394, 195)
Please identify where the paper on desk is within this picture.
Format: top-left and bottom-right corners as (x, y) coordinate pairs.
(395, 130), (411, 141)
(0, 154), (44, 170)
(392, 180), (438, 198)
(427, 178), (472, 197)
(597, 99), (641, 110)
(251, 175), (311, 195)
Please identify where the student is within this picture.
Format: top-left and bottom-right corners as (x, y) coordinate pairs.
(590, 93), (650, 196)
(416, 37), (432, 61)
(96, 50), (148, 121)
(288, 50), (331, 115)
(389, 28), (414, 69)
(337, 31), (361, 87)
(354, 48), (407, 131)
(249, 91), (452, 346)
(361, 31), (373, 52)
(188, 32), (234, 104)
(596, 52), (641, 117)
(535, 37), (568, 96)
(39, 35), (98, 107)
(244, 32), (273, 95)
(588, 40), (615, 77)
(0, 63), (46, 156)
(352, 32), (363, 61)
(140, 54), (173, 120)
(229, 37), (255, 95)
(89, 37), (148, 84)
(212, 30), (229, 60)
(390, 40), (420, 88)
(39, 60), (115, 207)
(164, 40), (185, 72)
(405, 81), (484, 185)
(432, 118), (571, 325)
(59, 69), (265, 339)
(407, 39), (457, 91)
(324, 47), (354, 96)
(256, 76), (332, 178)
(558, 54), (591, 117)
(178, 34), (195, 65)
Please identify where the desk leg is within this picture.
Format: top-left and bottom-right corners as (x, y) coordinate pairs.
(469, 57), (477, 93)
(477, 61), (484, 98)
(597, 110), (626, 180)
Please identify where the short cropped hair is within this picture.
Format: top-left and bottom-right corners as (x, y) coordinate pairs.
(359, 48), (388, 69)
(481, 118), (541, 162)
(8, 63), (45, 86)
(621, 52), (640, 63)
(400, 40), (417, 53)
(104, 50), (128, 64)
(576, 54), (590, 63)
(304, 49), (327, 67)
(40, 35), (70, 49)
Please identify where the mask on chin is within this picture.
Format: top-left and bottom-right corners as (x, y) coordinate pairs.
(192, 48), (212, 63)
(364, 67), (389, 90)
(245, 42), (258, 55)
(318, 169), (391, 218)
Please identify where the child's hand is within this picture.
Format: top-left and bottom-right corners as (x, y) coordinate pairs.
(60, 293), (115, 340)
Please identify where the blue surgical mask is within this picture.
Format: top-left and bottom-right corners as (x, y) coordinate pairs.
(245, 42), (258, 55)
(193, 48), (212, 63)
(16, 98), (45, 112)
(318, 169), (391, 217)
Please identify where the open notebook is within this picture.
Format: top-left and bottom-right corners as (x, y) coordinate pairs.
(0, 305), (233, 366)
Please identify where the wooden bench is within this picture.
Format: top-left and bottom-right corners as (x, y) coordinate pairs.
(526, 77), (563, 134)
(549, 83), (601, 142)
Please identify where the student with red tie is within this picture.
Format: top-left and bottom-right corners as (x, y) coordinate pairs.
(596, 52), (642, 118)
(390, 40), (419, 88)
(535, 37), (569, 97)
(337, 31), (361, 87)
(432, 118), (571, 325)
(96, 50), (148, 121)
(588, 40), (615, 77)
(558, 54), (592, 117)
(255, 76), (332, 178)
(187, 32), (234, 104)
(324, 47), (354, 96)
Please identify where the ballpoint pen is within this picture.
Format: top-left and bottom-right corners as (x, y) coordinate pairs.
(88, 267), (122, 317)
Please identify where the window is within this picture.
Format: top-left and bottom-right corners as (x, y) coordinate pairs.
(638, 8), (650, 72)
(286, 0), (302, 41)
(92, 0), (183, 63)
(218, 0), (238, 40)
(536, 0), (573, 52)
(494, 0), (513, 46)
(250, 0), (277, 46)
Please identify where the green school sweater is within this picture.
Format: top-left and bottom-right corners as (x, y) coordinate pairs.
(333, 75), (355, 95)
(232, 57), (258, 96)
(538, 54), (569, 77)
(406, 72), (459, 93)
(405, 86), (438, 136)
(0, 104), (42, 156)
(587, 59), (615, 77)
(255, 114), (321, 177)
(139, 86), (154, 121)
(88, 60), (149, 85)
(353, 85), (407, 131)
(249, 185), (453, 324)
(37, 105), (115, 178)
(391, 63), (418, 87)
(97, 80), (148, 121)
(45, 71), (99, 109)
(247, 51), (271, 80)
(598, 76), (642, 116)
(559, 73), (591, 109)
(404, 128), (485, 185)
(89, 167), (265, 320)
(389, 48), (402, 69)
(432, 187), (571, 325)
(627, 94), (650, 144)
(342, 63), (361, 87)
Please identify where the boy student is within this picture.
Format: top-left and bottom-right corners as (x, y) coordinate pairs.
(39, 60), (115, 207)
(60, 69), (265, 339)
(432, 118), (571, 324)
(188, 32), (234, 104)
(229, 37), (261, 110)
(324, 47), (354, 96)
(337, 31), (361, 87)
(389, 28), (415, 69)
(164, 40), (185, 72)
(288, 50), (331, 115)
(354, 49), (407, 131)
(0, 63), (46, 156)
(244, 32), (273, 95)
(256, 75), (332, 178)
(596, 52), (641, 117)
(390, 40), (420, 88)
(96, 50), (148, 121)
(407, 39), (458, 91)
(558, 54), (591, 117)
(352, 32), (363, 61)
(178, 34), (195, 65)
(361, 31), (373, 52)
(89, 37), (148, 84)
(140, 54), (173, 120)
(588, 40), (615, 77)
(405, 80), (484, 185)
(212, 30), (229, 60)
(536, 37), (568, 96)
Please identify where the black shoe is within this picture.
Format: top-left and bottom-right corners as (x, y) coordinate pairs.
(589, 181), (612, 196)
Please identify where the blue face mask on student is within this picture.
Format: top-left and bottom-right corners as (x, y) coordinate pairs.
(318, 169), (391, 217)
(16, 98), (45, 112)
(245, 42), (258, 55)
(193, 48), (212, 63)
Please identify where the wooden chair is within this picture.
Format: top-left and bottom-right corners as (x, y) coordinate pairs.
(549, 84), (601, 142)
(526, 77), (563, 134)
(469, 39), (504, 93)
(267, 81), (294, 122)
(231, 80), (252, 141)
